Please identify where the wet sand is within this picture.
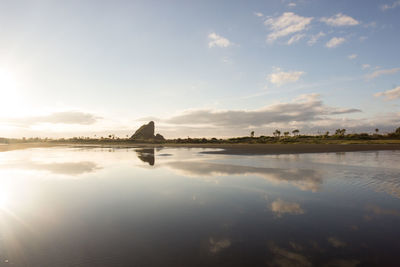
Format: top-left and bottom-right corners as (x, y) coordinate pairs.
(193, 143), (400, 155)
(1, 142), (400, 155)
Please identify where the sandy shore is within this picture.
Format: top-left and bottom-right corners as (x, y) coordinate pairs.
(1, 142), (400, 155)
(192, 143), (400, 155)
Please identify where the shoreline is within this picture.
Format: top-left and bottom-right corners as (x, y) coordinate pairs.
(1, 142), (400, 155)
(195, 143), (400, 155)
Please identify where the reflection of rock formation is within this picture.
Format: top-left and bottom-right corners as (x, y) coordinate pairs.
(165, 161), (323, 192)
(130, 121), (165, 141)
(135, 148), (155, 166)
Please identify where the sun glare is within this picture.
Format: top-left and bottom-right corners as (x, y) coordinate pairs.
(0, 191), (9, 211)
(0, 68), (17, 92)
(0, 68), (20, 115)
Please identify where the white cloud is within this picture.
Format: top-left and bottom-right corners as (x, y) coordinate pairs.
(366, 67), (400, 79)
(307, 31), (325, 45)
(163, 94), (361, 128)
(141, 94), (400, 137)
(381, 1), (400, 10)
(325, 37), (346, 48)
(254, 12), (263, 17)
(287, 34), (305, 45)
(264, 12), (313, 43)
(364, 21), (377, 28)
(1, 111), (102, 127)
(321, 13), (359, 26)
(374, 86), (400, 100)
(348, 54), (357, 60)
(362, 64), (371, 69)
(359, 36), (368, 42)
(268, 67), (305, 85)
(288, 2), (297, 7)
(222, 56), (233, 64)
(208, 32), (231, 48)
(155, 111), (400, 138)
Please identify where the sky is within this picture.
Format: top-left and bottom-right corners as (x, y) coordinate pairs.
(0, 0), (399, 138)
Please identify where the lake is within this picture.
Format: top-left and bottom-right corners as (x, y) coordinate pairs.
(0, 147), (399, 266)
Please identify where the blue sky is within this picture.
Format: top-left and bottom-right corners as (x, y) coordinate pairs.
(0, 0), (399, 138)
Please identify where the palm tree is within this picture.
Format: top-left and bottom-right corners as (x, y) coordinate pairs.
(250, 131), (254, 138)
(292, 129), (300, 136)
(273, 129), (281, 138)
(284, 131), (290, 137)
(375, 128), (379, 134)
(335, 129), (346, 137)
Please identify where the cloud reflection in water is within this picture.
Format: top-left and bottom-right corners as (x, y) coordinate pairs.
(164, 161), (323, 192)
(270, 198), (305, 217)
(1, 160), (101, 176)
(209, 238), (231, 253)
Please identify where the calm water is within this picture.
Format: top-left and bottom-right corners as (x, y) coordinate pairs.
(0, 147), (400, 267)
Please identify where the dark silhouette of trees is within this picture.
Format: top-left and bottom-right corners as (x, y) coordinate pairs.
(273, 129), (281, 138)
(251, 131), (254, 138)
(292, 129), (300, 136)
(335, 129), (346, 137)
(284, 131), (290, 137)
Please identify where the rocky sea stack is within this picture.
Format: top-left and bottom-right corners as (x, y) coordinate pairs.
(130, 121), (165, 141)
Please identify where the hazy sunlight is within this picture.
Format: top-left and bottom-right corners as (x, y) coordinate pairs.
(0, 1), (399, 266)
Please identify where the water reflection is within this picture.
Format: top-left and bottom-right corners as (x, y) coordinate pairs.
(164, 161), (323, 192)
(270, 198), (304, 217)
(135, 148), (155, 166)
(0, 147), (399, 266)
(2, 160), (100, 175)
(209, 238), (231, 253)
(268, 242), (312, 267)
(327, 237), (347, 248)
(365, 204), (400, 217)
(26, 161), (100, 175)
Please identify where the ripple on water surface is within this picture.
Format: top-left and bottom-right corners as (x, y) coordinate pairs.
(0, 147), (399, 266)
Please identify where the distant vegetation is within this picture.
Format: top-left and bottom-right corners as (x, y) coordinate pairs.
(2, 127), (400, 145)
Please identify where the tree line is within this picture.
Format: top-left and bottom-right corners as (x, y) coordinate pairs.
(1, 127), (400, 145)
